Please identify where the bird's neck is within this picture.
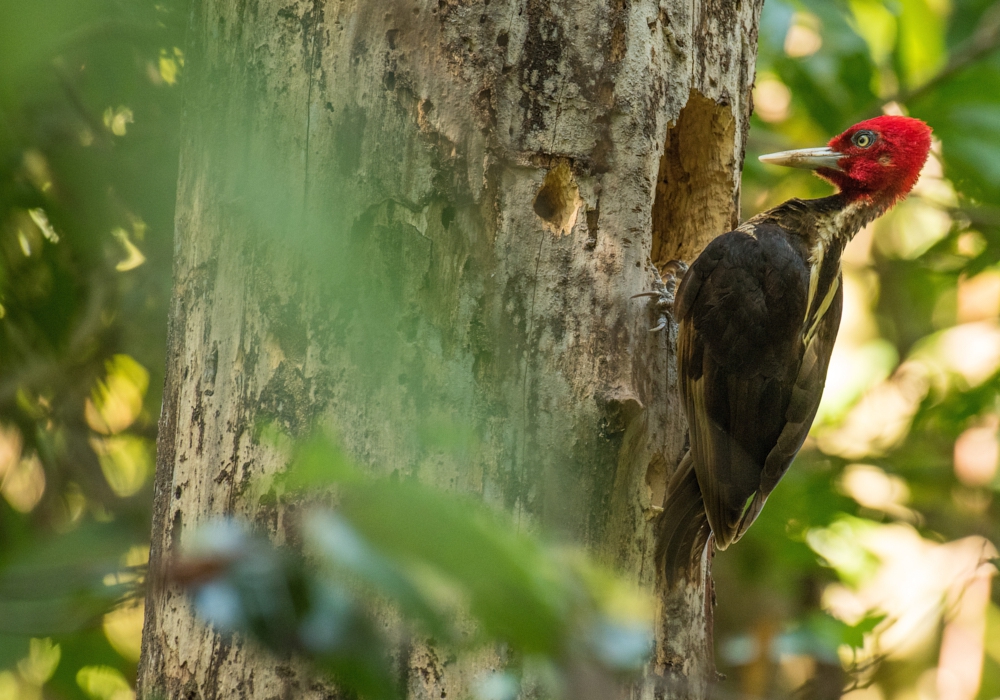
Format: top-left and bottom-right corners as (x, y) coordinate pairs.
(810, 193), (886, 252)
(789, 193), (885, 345)
(762, 192), (888, 261)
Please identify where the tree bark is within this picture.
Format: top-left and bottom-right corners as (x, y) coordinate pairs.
(138, 1), (763, 699)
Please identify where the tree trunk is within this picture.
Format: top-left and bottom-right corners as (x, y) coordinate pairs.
(137, 1), (762, 699)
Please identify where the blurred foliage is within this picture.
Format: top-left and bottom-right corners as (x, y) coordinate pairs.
(2, 0), (1000, 699)
(723, 0), (1000, 697)
(0, 0), (182, 697)
(174, 438), (652, 700)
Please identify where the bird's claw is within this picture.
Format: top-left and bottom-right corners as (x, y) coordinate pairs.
(633, 260), (688, 332)
(661, 259), (689, 280)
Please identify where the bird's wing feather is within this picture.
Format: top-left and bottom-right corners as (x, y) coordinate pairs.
(734, 277), (843, 541)
(677, 228), (811, 549)
(763, 277), (842, 489)
(687, 337), (772, 550)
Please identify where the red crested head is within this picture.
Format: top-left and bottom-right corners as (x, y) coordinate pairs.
(759, 116), (933, 209)
(821, 116), (932, 205)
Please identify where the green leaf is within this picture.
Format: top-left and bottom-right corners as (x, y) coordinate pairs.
(897, 0), (948, 89)
(339, 480), (570, 655)
(304, 511), (450, 640)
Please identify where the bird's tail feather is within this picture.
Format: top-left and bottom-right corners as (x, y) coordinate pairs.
(655, 452), (711, 583)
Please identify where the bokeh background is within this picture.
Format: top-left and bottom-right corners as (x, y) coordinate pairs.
(1, 0), (1000, 698)
(724, 1), (1000, 697)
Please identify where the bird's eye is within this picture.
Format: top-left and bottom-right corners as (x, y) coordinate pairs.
(852, 130), (877, 149)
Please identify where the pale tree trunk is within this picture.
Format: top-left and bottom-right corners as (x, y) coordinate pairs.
(138, 1), (763, 699)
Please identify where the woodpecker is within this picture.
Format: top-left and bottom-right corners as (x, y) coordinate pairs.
(655, 116), (932, 576)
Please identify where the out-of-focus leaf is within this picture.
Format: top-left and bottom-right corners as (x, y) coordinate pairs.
(182, 520), (396, 700)
(839, 612), (886, 649)
(277, 436), (360, 491)
(0, 523), (138, 594)
(475, 672), (520, 700)
(0, 599), (110, 636)
(179, 434), (655, 698)
(0, 522), (142, 645)
(303, 511), (450, 640)
(76, 665), (131, 700)
(848, 0), (898, 66)
(281, 438), (573, 654)
(340, 480), (570, 655)
(19, 638), (60, 685)
(777, 611), (886, 664)
(806, 516), (883, 586)
(587, 620), (653, 670)
(0, 0), (107, 98)
(897, 0), (948, 89)
(910, 62), (1000, 203)
(48, 628), (135, 700)
(0, 636), (30, 675)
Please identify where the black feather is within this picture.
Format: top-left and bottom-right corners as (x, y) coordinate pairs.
(659, 195), (856, 568)
(655, 453), (711, 581)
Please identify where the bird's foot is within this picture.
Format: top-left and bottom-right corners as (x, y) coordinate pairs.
(631, 260), (688, 332)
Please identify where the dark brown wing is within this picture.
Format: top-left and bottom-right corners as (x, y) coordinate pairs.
(734, 276), (842, 540)
(654, 452), (711, 581)
(676, 226), (813, 549)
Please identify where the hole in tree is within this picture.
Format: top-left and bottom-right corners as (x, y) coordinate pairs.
(651, 90), (738, 272)
(533, 160), (583, 236)
(645, 454), (668, 509)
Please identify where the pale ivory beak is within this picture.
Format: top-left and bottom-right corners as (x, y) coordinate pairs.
(758, 146), (844, 171)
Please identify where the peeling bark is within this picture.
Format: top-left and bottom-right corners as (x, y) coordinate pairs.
(138, 1), (763, 699)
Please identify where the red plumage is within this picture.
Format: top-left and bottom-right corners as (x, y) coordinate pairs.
(819, 115), (932, 205)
